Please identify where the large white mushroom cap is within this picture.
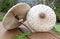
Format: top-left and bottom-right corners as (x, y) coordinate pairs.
(27, 4), (56, 32)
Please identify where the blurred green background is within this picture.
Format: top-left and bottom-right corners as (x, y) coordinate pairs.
(0, 0), (60, 35)
(0, 0), (60, 22)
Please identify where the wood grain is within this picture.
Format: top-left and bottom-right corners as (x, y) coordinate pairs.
(0, 22), (60, 39)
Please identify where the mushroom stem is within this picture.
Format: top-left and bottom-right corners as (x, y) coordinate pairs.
(20, 22), (32, 33)
(15, 15), (32, 33)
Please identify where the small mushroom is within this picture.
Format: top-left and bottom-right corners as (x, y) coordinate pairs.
(27, 4), (56, 32)
(3, 3), (30, 30)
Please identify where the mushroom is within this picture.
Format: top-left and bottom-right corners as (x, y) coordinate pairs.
(3, 3), (30, 30)
(27, 4), (56, 32)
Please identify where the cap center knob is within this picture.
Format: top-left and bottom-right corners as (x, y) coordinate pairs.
(39, 13), (46, 19)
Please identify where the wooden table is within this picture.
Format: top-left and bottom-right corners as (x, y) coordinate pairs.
(0, 22), (60, 39)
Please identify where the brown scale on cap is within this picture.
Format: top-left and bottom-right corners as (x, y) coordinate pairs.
(39, 13), (46, 19)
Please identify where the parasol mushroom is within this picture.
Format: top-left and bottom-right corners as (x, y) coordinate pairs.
(27, 4), (56, 32)
(3, 3), (30, 30)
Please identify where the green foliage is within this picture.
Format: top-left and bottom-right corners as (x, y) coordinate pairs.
(0, 15), (4, 21)
(0, 12), (5, 21)
(0, 0), (16, 12)
(56, 13), (60, 22)
(53, 24), (60, 35)
(54, 0), (60, 22)
(14, 32), (30, 39)
(54, 0), (60, 13)
(53, 24), (60, 32)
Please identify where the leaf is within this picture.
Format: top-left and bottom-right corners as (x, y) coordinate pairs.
(14, 32), (31, 39)
(53, 24), (60, 35)
(53, 24), (60, 32)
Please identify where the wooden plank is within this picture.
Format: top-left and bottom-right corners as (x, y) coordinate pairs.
(0, 22), (60, 39)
